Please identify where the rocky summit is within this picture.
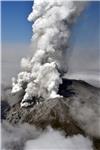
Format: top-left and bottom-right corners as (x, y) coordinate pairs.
(2, 79), (100, 150)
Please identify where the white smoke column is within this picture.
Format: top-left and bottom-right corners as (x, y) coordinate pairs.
(11, 0), (87, 107)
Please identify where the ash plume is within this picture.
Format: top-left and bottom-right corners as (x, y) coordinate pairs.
(2, 122), (93, 150)
(11, 0), (87, 107)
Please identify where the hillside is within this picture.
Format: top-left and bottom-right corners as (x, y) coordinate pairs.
(1, 79), (100, 150)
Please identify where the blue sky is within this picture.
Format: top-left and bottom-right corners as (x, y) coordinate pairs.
(1, 1), (100, 84)
(1, 1), (33, 43)
(70, 2), (99, 50)
(1, 1), (100, 48)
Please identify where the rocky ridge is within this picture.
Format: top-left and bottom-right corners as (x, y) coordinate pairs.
(2, 79), (100, 150)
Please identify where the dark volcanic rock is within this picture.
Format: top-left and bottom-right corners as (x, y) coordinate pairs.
(5, 79), (100, 149)
(1, 101), (10, 120)
(93, 139), (100, 150)
(23, 98), (85, 135)
(6, 98), (84, 136)
(6, 79), (100, 136)
(58, 79), (75, 97)
(6, 103), (31, 125)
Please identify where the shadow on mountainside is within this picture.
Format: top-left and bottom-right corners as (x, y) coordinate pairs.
(1, 79), (100, 150)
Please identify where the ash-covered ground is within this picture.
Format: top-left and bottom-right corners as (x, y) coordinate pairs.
(1, 1), (100, 150)
(1, 79), (100, 150)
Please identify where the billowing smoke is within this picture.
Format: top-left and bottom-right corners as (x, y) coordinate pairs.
(11, 0), (87, 107)
(1, 121), (42, 150)
(2, 122), (93, 150)
(24, 128), (93, 150)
